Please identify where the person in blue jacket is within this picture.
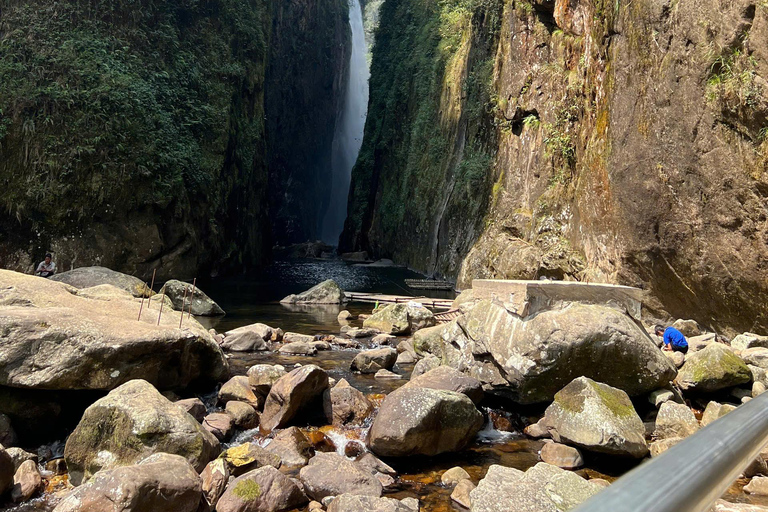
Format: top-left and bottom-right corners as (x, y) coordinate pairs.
(654, 325), (688, 354)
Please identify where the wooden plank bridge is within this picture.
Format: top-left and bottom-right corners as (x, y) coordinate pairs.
(344, 291), (454, 310)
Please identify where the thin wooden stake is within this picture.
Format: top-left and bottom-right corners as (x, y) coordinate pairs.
(187, 278), (197, 319)
(137, 289), (146, 321)
(179, 285), (189, 329)
(157, 284), (166, 326)
(147, 269), (157, 309)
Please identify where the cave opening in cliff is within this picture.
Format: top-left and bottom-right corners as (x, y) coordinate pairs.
(320, 0), (370, 246)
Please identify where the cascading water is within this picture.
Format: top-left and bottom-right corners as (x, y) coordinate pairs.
(320, 0), (370, 245)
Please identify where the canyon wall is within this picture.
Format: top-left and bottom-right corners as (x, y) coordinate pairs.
(342, 0), (768, 334)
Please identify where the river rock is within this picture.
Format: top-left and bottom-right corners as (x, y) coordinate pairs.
(648, 388), (683, 407)
(338, 310), (354, 323)
(265, 427), (314, 467)
(351, 348), (397, 374)
(653, 402), (699, 440)
(442, 466), (471, 486)
(672, 319), (702, 337)
(175, 398), (207, 423)
(404, 365), (484, 404)
(6, 448), (37, 472)
(248, 365), (287, 396)
(675, 344), (751, 392)
(540, 442), (584, 469)
(0, 413), (17, 447)
(411, 354), (441, 378)
(53, 453), (202, 512)
(374, 369), (402, 379)
(363, 303), (435, 335)
(649, 437), (683, 457)
(368, 387), (483, 457)
(64, 380), (219, 485)
(283, 332), (315, 344)
(732, 333), (768, 351)
(452, 301), (677, 403)
(373, 333), (395, 345)
(261, 365), (329, 432)
(327, 494), (419, 512)
(220, 376), (262, 408)
(0, 270), (228, 394)
(0, 448), (13, 496)
(162, 279), (224, 316)
(325, 380), (374, 426)
(226, 401), (260, 430)
(11, 459), (42, 502)
(202, 458), (230, 509)
(396, 351), (416, 364)
(687, 333), (716, 352)
(216, 465), (307, 512)
(664, 350), (686, 368)
(452, 478), (475, 508)
(543, 377), (648, 458)
(701, 401), (738, 426)
(204, 412), (234, 441)
(470, 462), (601, 512)
(278, 342), (318, 356)
(299, 452), (382, 500)
(524, 419), (551, 439)
(51, 266), (151, 297)
(347, 328), (380, 338)
(745, 476), (768, 495)
(713, 500), (768, 511)
(280, 279), (345, 304)
(311, 341), (331, 351)
(742, 348), (768, 368)
(223, 442), (281, 476)
(222, 324), (272, 352)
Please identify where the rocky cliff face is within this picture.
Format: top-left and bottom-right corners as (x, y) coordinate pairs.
(266, 0), (350, 245)
(342, 0), (768, 335)
(0, 0), (350, 278)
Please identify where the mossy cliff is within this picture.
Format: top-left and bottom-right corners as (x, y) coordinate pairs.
(342, 0), (768, 334)
(0, 0), (349, 278)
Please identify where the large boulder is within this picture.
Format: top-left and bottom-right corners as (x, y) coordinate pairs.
(11, 459), (43, 503)
(51, 266), (151, 297)
(470, 462), (602, 512)
(219, 376), (262, 409)
(675, 344), (752, 392)
(299, 452), (382, 500)
(64, 380), (220, 485)
(221, 324), (273, 352)
(163, 279), (224, 316)
(731, 333), (768, 351)
(265, 427), (314, 467)
(280, 280), (345, 305)
(653, 402), (699, 440)
(216, 465), (308, 512)
(363, 303), (435, 335)
(452, 301), (677, 403)
(327, 495), (419, 512)
(543, 377), (648, 458)
(324, 380), (374, 427)
(350, 348), (397, 374)
(0, 270), (228, 393)
(260, 366), (329, 432)
(0, 448), (14, 496)
(53, 453), (202, 512)
(404, 365), (484, 404)
(368, 387), (483, 457)
(247, 365), (287, 396)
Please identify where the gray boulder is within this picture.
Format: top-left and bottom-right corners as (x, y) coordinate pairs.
(53, 453), (202, 512)
(247, 365), (287, 396)
(51, 266), (151, 297)
(368, 387), (483, 457)
(653, 402), (699, 440)
(363, 303), (435, 335)
(675, 344), (751, 392)
(543, 377), (648, 458)
(701, 401), (738, 426)
(222, 323), (273, 352)
(299, 452), (382, 500)
(280, 280), (345, 304)
(215, 465), (308, 512)
(470, 462), (601, 512)
(324, 379), (374, 427)
(0, 270), (228, 393)
(163, 279), (224, 316)
(260, 365), (329, 432)
(432, 300), (677, 403)
(404, 365), (484, 404)
(411, 354), (441, 378)
(731, 333), (768, 351)
(351, 348), (397, 374)
(278, 342), (317, 356)
(672, 319), (702, 337)
(64, 379), (220, 485)
(540, 442), (584, 470)
(328, 495), (419, 512)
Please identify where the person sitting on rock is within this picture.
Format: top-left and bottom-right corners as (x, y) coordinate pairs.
(35, 253), (56, 278)
(654, 324), (688, 354)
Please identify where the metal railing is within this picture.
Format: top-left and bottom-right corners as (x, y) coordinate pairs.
(572, 390), (768, 512)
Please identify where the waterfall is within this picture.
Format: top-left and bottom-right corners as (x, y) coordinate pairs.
(321, 0), (370, 245)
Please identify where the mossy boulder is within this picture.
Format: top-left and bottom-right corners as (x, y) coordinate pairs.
(280, 280), (345, 304)
(675, 344), (751, 392)
(163, 280), (224, 316)
(63, 379), (220, 485)
(363, 303), (435, 335)
(216, 465), (307, 512)
(544, 377), (648, 458)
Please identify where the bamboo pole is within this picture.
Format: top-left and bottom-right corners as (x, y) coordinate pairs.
(147, 269), (157, 309)
(137, 290), (146, 321)
(187, 278), (197, 319)
(157, 284), (166, 326)
(179, 284), (189, 329)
